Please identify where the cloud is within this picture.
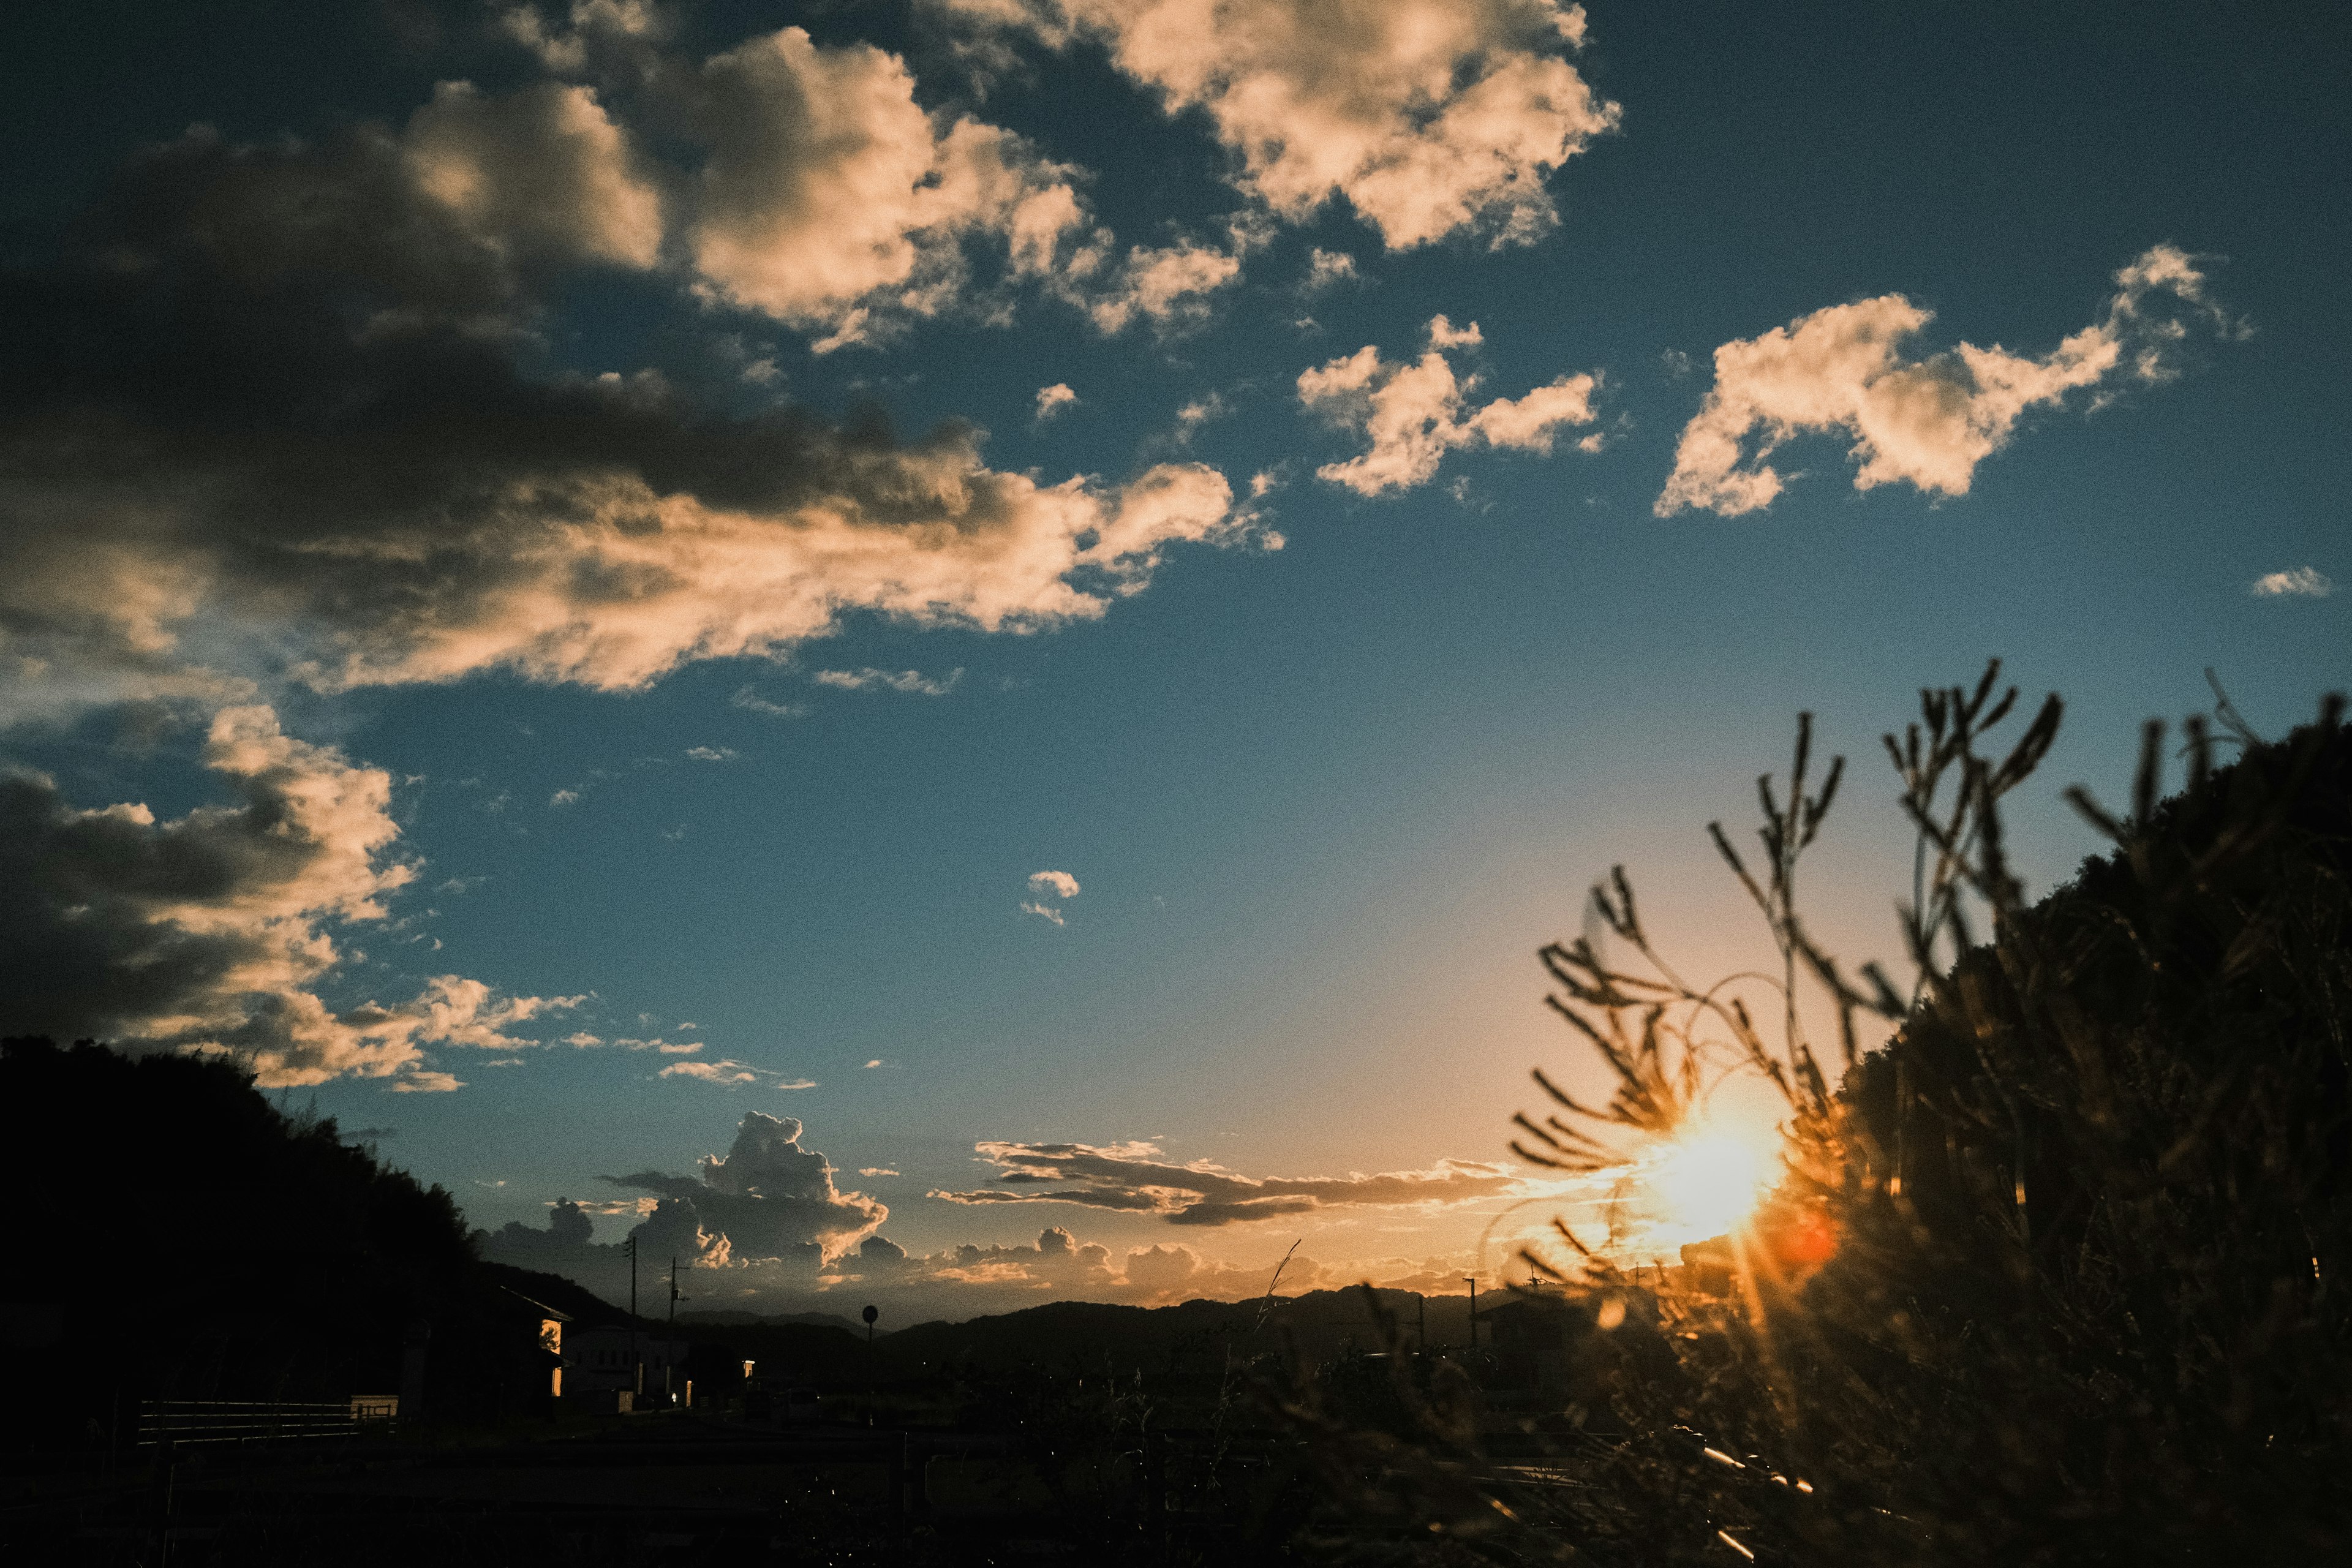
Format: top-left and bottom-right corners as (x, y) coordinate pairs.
(659, 1058), (760, 1085)
(658, 1057), (814, 1087)
(2252, 567), (2332, 598)
(932, 1138), (1525, 1226)
(684, 745), (737, 761)
(1174, 392), (1229, 442)
(1301, 247), (1361, 295)
(0, 58), (1276, 726)
(681, 27), (1099, 349)
(1035, 382), (1079, 421)
(731, 687), (810, 720)
(1082, 237), (1246, 335)
(937, 0), (1619, 250)
(1655, 245), (2244, 517)
(0, 229), (1265, 718)
(810, 668), (965, 696)
(1027, 870), (1082, 899)
(1298, 315), (1601, 494)
(402, 78), (663, 274)
(0, 703), (565, 1088)
(1019, 901), (1066, 925)
(605, 1111), (886, 1264)
(859, 1166), (900, 1177)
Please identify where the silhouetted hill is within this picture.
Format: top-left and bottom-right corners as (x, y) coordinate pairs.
(0, 1036), (626, 1446)
(869, 1286), (1480, 1385)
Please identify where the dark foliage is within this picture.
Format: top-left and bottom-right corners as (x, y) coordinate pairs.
(0, 1037), (569, 1447)
(1284, 671), (2351, 1565)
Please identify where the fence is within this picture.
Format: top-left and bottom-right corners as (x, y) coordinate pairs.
(136, 1396), (398, 1448)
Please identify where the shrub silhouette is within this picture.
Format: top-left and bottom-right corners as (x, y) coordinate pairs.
(1294, 668), (2350, 1565)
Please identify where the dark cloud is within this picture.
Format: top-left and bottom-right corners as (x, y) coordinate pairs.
(0, 704), (570, 1087)
(932, 1140), (1523, 1225)
(0, 62), (1256, 722)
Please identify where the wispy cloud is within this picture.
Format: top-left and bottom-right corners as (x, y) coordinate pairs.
(810, 667), (965, 697)
(1020, 900), (1066, 925)
(684, 745), (738, 761)
(659, 1058), (816, 1089)
(933, 1139), (1525, 1226)
(731, 686), (810, 719)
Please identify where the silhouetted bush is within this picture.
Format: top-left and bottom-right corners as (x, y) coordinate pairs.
(1287, 668), (2351, 1566)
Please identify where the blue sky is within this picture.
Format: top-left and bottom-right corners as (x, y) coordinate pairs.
(2, 0), (2343, 1316)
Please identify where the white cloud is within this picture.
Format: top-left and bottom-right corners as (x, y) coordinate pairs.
(682, 27), (1098, 349)
(659, 1058), (761, 1085)
(684, 745), (737, 761)
(938, 0), (1619, 251)
(1027, 869), (1081, 899)
(1020, 900), (1066, 925)
(1082, 237), (1245, 335)
(549, 787), (581, 806)
(864, 1058), (884, 1069)
(1298, 315), (1601, 495)
(1035, 382), (1079, 420)
(810, 667), (965, 696)
(2251, 567), (2332, 598)
(859, 1166), (900, 1177)
(1656, 245), (2244, 518)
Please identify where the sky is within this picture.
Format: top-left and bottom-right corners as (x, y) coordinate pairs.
(3, 0), (2345, 1321)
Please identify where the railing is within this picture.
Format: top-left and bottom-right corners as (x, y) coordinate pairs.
(136, 1396), (398, 1447)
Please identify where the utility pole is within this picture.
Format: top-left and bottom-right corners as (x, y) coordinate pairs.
(1416, 1292), (1427, 1353)
(1464, 1276), (1477, 1349)
(669, 1256), (686, 1326)
(862, 1305), (879, 1428)
(626, 1235), (641, 1402)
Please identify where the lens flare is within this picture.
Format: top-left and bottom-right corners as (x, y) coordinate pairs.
(1643, 1126), (1779, 1241)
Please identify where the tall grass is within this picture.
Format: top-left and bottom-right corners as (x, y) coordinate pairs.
(1286, 665), (2351, 1565)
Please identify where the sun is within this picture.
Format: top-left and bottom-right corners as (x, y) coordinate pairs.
(1641, 1126), (1781, 1242)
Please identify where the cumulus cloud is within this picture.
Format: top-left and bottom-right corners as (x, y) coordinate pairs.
(937, 0), (1619, 250)
(1298, 315), (1601, 494)
(1082, 237), (1246, 335)
(1656, 245), (2244, 518)
(1027, 869), (1082, 899)
(684, 745), (737, 761)
(607, 1111), (887, 1264)
(932, 1137), (1523, 1225)
(2252, 567), (2332, 598)
(810, 668), (965, 696)
(682, 26), (1099, 349)
(1035, 382), (1079, 420)
(0, 704), (565, 1087)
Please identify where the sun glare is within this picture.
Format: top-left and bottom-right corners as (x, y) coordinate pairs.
(1643, 1127), (1780, 1242)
